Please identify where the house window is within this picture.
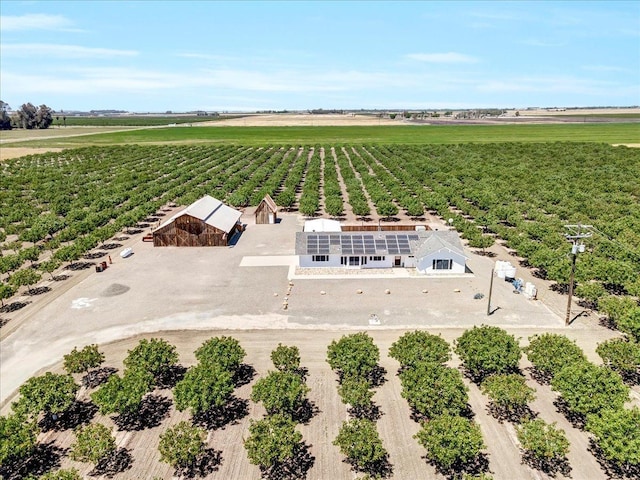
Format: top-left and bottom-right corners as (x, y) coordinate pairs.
(341, 256), (347, 265)
(312, 255), (329, 262)
(369, 256), (385, 262)
(361, 256), (367, 265)
(348, 256), (360, 266)
(433, 259), (452, 270)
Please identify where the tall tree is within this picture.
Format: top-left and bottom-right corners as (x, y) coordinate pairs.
(14, 103), (38, 129)
(36, 104), (54, 129)
(0, 100), (12, 130)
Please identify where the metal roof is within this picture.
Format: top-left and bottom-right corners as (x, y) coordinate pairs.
(303, 218), (342, 232)
(158, 195), (242, 234)
(295, 230), (465, 258)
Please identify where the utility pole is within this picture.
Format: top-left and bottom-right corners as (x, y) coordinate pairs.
(564, 224), (592, 326)
(487, 267), (495, 315)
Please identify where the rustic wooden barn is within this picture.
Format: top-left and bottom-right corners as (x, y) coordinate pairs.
(255, 194), (278, 224)
(153, 195), (242, 247)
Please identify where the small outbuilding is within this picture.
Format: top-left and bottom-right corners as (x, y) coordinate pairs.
(255, 194), (278, 224)
(153, 195), (242, 247)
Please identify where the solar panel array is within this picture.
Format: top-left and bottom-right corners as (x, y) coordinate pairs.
(306, 233), (420, 255)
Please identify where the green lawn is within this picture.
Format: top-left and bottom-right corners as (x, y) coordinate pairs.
(3, 123), (639, 147)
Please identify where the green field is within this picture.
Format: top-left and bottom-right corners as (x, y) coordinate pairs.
(4, 123), (639, 147)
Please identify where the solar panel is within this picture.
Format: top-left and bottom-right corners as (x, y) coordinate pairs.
(408, 235), (419, 241)
(400, 247), (412, 254)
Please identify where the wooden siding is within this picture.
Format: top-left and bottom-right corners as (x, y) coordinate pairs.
(153, 214), (235, 247)
(255, 199), (277, 224)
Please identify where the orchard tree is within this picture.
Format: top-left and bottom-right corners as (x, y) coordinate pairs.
(524, 333), (587, 381)
(338, 376), (375, 417)
(596, 338), (640, 379)
(250, 370), (310, 417)
(333, 418), (388, 473)
(38, 259), (61, 280)
(415, 414), (485, 472)
(173, 363), (234, 416)
(481, 374), (536, 421)
(0, 413), (39, 465)
(400, 363), (469, 419)
(275, 190), (295, 211)
(270, 343), (301, 374)
(376, 201), (398, 219)
(455, 325), (521, 382)
(0, 281), (17, 306)
(70, 423), (115, 466)
(9, 268), (41, 294)
(586, 407), (640, 469)
(327, 332), (379, 380)
(63, 344), (105, 376)
(517, 419), (569, 466)
(38, 469), (82, 480)
(91, 369), (153, 416)
(13, 372), (78, 421)
(389, 330), (450, 368)
(123, 337), (179, 384)
(244, 414), (303, 469)
(158, 421), (206, 471)
(551, 362), (629, 417)
(195, 336), (246, 373)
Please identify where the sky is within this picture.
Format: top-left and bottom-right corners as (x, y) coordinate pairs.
(1, 1), (639, 112)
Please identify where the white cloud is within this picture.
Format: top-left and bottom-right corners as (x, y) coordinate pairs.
(405, 52), (479, 64)
(1, 43), (138, 58)
(0, 13), (73, 31)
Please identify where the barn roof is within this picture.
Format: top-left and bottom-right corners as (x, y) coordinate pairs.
(257, 194), (277, 213)
(295, 230), (465, 258)
(158, 195), (241, 234)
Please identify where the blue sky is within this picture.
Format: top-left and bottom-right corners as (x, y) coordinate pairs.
(1, 1), (639, 112)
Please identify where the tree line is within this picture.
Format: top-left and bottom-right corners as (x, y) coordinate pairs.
(0, 101), (56, 130)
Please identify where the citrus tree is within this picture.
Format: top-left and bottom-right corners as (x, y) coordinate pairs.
(415, 413), (485, 472)
(244, 414), (303, 469)
(70, 423), (116, 466)
(586, 407), (640, 469)
(481, 374), (535, 421)
(250, 371), (310, 418)
(91, 369), (153, 416)
(123, 338), (179, 384)
(389, 330), (450, 368)
(327, 332), (379, 380)
(551, 362), (629, 417)
(195, 336), (246, 373)
(333, 418), (388, 474)
(517, 419), (569, 466)
(13, 372), (78, 421)
(524, 333), (586, 381)
(158, 421), (206, 471)
(173, 363), (234, 416)
(270, 343), (301, 374)
(455, 325), (521, 382)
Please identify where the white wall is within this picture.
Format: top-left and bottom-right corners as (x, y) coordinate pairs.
(416, 249), (466, 274)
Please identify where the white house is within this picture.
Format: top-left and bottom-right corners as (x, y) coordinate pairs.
(296, 230), (468, 274)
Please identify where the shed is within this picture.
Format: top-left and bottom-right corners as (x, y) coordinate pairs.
(153, 195), (242, 247)
(255, 194), (278, 224)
